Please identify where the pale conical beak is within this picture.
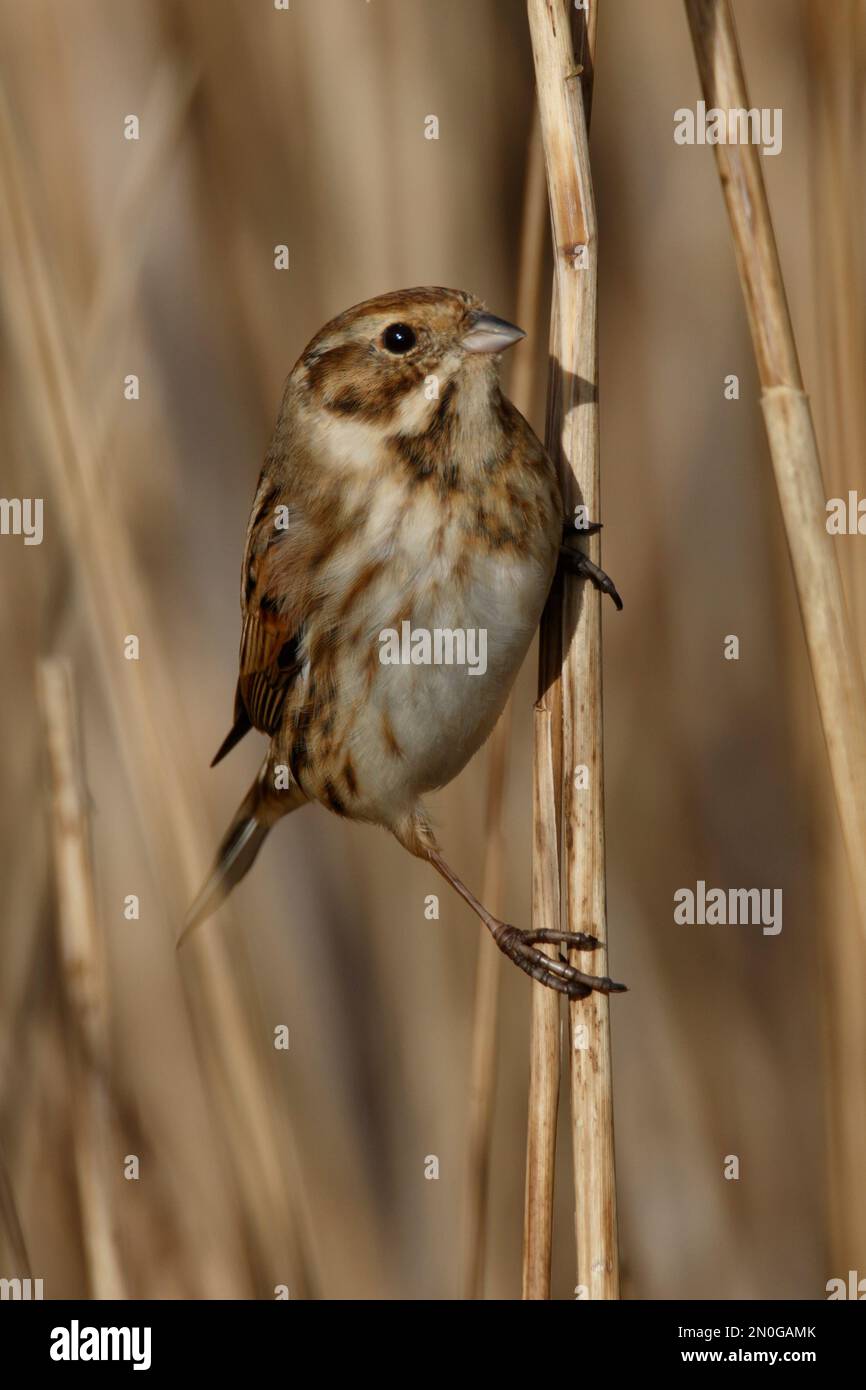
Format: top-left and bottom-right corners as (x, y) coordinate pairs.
(461, 311), (526, 354)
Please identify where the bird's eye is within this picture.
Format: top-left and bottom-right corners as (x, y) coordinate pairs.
(382, 322), (417, 354)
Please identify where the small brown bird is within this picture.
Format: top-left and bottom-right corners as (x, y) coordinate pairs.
(186, 287), (623, 998)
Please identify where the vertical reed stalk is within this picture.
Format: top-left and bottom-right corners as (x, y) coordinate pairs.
(805, 0), (866, 1273)
(684, 0), (866, 936)
(559, 0), (619, 1304)
(37, 658), (127, 1298)
(462, 109), (548, 1302)
(527, 0), (619, 1300)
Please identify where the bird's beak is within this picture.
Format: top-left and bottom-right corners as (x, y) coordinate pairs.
(461, 311), (526, 354)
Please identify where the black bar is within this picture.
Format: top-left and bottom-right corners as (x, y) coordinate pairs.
(0, 1298), (859, 1375)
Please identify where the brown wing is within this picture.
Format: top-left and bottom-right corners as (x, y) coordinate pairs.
(237, 602), (301, 735)
(211, 470), (308, 764)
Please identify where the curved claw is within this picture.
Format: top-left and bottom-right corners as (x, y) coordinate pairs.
(559, 546), (624, 611)
(493, 924), (627, 998)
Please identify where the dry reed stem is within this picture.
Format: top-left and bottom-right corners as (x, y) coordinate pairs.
(557, 2), (619, 1303)
(523, 274), (567, 1296)
(37, 658), (127, 1298)
(527, 0), (619, 1301)
(0, 89), (318, 1297)
(524, 694), (563, 1299)
(806, 0), (866, 1272)
(523, 76), (566, 1318)
(685, 0), (866, 937)
(524, 0), (573, 1304)
(461, 108), (547, 1302)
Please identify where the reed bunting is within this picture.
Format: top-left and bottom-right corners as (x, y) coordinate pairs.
(185, 287), (623, 998)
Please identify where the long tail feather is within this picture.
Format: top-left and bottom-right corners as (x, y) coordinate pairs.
(179, 761), (305, 945)
(210, 708), (252, 766)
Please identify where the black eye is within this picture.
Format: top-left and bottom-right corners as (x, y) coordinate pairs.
(382, 322), (417, 354)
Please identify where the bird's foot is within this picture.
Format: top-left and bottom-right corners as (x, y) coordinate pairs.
(558, 546), (623, 611)
(489, 922), (627, 1000)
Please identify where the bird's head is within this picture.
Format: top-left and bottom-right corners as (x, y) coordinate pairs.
(292, 287), (525, 437)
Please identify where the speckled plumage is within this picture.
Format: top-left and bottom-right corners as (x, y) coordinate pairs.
(187, 287), (624, 1000)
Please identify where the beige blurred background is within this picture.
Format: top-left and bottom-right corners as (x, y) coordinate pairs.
(0, 0), (864, 1299)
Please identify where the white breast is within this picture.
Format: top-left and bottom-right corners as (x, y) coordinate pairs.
(335, 487), (554, 815)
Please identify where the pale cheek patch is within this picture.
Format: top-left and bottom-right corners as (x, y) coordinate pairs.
(392, 383), (445, 435)
(363, 477), (413, 550)
(306, 406), (386, 477)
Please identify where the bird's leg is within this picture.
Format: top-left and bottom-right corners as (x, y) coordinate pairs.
(426, 848), (626, 1000)
(558, 545), (623, 611)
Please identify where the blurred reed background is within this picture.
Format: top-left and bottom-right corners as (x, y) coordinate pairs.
(0, 0), (863, 1299)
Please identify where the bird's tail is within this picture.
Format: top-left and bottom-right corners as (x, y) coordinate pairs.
(180, 759), (305, 945)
